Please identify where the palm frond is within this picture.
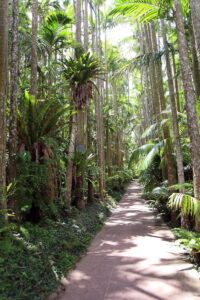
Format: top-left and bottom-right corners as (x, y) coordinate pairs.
(152, 186), (168, 197)
(129, 143), (155, 167)
(169, 193), (200, 217)
(109, 0), (168, 23)
(142, 123), (157, 139)
(45, 10), (72, 26)
(141, 142), (161, 170)
(109, 0), (189, 23)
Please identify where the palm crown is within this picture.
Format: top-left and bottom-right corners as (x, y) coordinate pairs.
(62, 51), (105, 107)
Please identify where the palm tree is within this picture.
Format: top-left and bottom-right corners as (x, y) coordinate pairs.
(63, 51), (104, 208)
(17, 93), (67, 202)
(0, 0), (8, 222)
(110, 0), (200, 231)
(8, 0), (19, 210)
(190, 0), (200, 67)
(39, 10), (72, 91)
(174, 0), (200, 231)
(39, 11), (72, 59)
(95, 0), (106, 201)
(161, 20), (189, 228)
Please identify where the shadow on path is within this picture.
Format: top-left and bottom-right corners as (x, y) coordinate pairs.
(49, 180), (200, 300)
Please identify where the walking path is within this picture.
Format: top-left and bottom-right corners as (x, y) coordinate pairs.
(50, 181), (200, 300)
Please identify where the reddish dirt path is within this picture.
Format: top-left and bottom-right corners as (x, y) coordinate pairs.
(50, 181), (200, 300)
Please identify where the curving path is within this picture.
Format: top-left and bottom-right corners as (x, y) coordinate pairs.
(49, 180), (200, 300)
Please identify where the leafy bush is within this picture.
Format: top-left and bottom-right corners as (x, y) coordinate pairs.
(106, 169), (133, 192)
(16, 151), (48, 219)
(173, 228), (200, 264)
(138, 155), (162, 193)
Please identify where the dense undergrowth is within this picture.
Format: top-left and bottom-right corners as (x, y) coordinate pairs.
(0, 185), (126, 300)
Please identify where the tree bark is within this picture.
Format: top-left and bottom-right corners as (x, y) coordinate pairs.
(191, 29), (200, 99)
(145, 24), (159, 125)
(84, 0), (88, 51)
(151, 22), (177, 188)
(96, 4), (105, 200)
(175, 0), (200, 231)
(30, 0), (38, 96)
(190, 0), (200, 67)
(172, 52), (181, 112)
(65, 112), (77, 204)
(161, 19), (190, 229)
(8, 0), (19, 210)
(75, 0), (82, 45)
(75, 109), (85, 210)
(0, 0), (8, 223)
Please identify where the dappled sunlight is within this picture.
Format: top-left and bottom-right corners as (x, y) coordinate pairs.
(55, 181), (200, 300)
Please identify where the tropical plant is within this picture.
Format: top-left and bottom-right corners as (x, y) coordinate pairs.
(39, 10), (72, 58)
(169, 193), (200, 216)
(173, 228), (200, 262)
(129, 139), (166, 171)
(109, 0), (189, 22)
(17, 91), (67, 151)
(17, 92), (68, 202)
(62, 51), (104, 107)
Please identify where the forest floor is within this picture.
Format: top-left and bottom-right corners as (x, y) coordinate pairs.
(49, 180), (200, 300)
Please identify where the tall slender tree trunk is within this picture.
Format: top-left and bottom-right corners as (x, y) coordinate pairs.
(161, 20), (190, 229)
(8, 0), (19, 209)
(190, 0), (200, 67)
(75, 0), (85, 209)
(142, 25), (154, 129)
(90, 2), (95, 53)
(0, 0), (8, 223)
(75, 109), (85, 209)
(95, 4), (105, 201)
(145, 24), (159, 125)
(151, 22), (177, 188)
(75, 0), (82, 45)
(175, 0), (200, 231)
(172, 52), (181, 112)
(87, 104), (94, 203)
(191, 30), (200, 99)
(84, 0), (88, 51)
(104, 24), (111, 175)
(65, 112), (77, 204)
(30, 0), (38, 96)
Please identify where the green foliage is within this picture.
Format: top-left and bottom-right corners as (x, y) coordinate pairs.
(18, 92), (67, 148)
(152, 186), (169, 197)
(62, 52), (105, 107)
(45, 10), (72, 26)
(139, 156), (162, 192)
(16, 151), (48, 216)
(129, 140), (165, 171)
(169, 193), (200, 217)
(63, 52), (104, 85)
(173, 228), (200, 257)
(0, 197), (117, 300)
(109, 0), (171, 23)
(106, 169), (133, 192)
(169, 182), (193, 195)
(109, 0), (190, 23)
